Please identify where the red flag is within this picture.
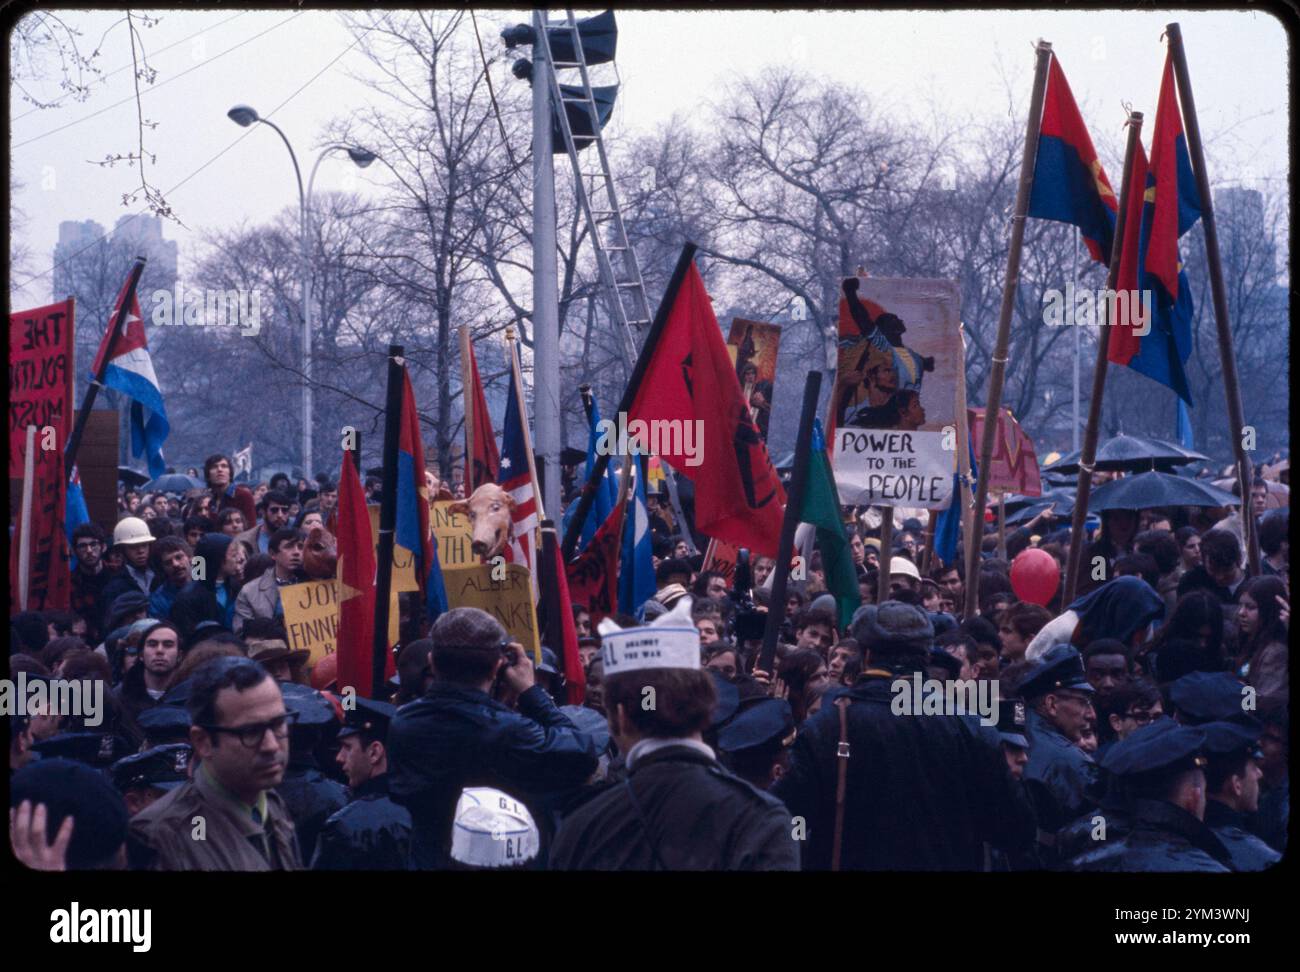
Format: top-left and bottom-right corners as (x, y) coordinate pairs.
(551, 539), (587, 705)
(1146, 52), (1189, 300)
(627, 262), (786, 555)
(336, 451), (381, 696)
(464, 338), (500, 492)
(1109, 141), (1151, 368)
(565, 495), (627, 626)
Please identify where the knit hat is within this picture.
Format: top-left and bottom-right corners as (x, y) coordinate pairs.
(848, 602), (934, 653)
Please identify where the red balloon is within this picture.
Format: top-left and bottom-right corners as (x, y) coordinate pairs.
(1010, 548), (1059, 607)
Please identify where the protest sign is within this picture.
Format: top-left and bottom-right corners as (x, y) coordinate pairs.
(10, 300), (74, 477)
(831, 277), (960, 509)
(367, 504), (419, 592)
(444, 563), (540, 661)
(281, 579), (340, 667)
(701, 537), (742, 583)
(967, 406), (1042, 496)
(727, 318), (782, 441)
(431, 499), (476, 569)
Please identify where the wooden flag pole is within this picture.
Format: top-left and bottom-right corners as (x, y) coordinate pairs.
(1165, 22), (1260, 576)
(964, 39), (1054, 619)
(506, 326), (545, 522)
(372, 344), (405, 699)
(16, 425), (37, 610)
(996, 493), (1007, 560)
(562, 242), (698, 559)
(757, 370), (822, 675)
(1063, 111), (1145, 602)
(877, 508), (894, 605)
(954, 324), (975, 578)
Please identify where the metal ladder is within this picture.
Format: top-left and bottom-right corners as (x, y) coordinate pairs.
(537, 9), (650, 366)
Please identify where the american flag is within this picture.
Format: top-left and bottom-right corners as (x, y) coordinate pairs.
(498, 345), (538, 581)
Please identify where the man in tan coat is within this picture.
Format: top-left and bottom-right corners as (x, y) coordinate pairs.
(130, 657), (301, 870)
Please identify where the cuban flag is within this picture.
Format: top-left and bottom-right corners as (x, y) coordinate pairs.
(561, 392), (618, 553)
(619, 456), (656, 619)
(91, 275), (169, 477)
(498, 345), (538, 580)
(396, 370), (448, 622)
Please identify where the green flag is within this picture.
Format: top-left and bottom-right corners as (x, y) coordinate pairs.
(801, 419), (861, 630)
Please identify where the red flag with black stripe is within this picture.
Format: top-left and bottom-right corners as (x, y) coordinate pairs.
(336, 451), (381, 696)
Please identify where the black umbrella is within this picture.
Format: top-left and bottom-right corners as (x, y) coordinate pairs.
(118, 466), (150, 486)
(1087, 471), (1240, 512)
(1001, 485), (1076, 515)
(1043, 434), (1208, 474)
(142, 473), (203, 495)
(1004, 494), (1076, 526)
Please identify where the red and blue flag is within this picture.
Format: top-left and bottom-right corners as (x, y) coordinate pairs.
(396, 371), (447, 621)
(498, 345), (539, 578)
(1028, 56), (1118, 263)
(1109, 52), (1201, 405)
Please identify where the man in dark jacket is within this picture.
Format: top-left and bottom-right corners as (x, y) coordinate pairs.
(387, 608), (599, 869)
(772, 602), (1035, 870)
(1018, 644), (1099, 860)
(551, 602), (798, 870)
(1069, 719), (1230, 872)
(205, 453), (257, 526)
(1201, 720), (1280, 871)
(312, 698), (411, 870)
(115, 621), (183, 724)
(171, 533), (244, 641)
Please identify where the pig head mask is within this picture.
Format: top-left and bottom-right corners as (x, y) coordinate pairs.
(449, 483), (516, 561)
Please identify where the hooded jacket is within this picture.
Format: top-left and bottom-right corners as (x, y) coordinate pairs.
(171, 533), (238, 641)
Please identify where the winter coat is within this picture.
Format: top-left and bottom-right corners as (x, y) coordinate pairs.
(310, 774), (412, 870)
(1068, 798), (1231, 872)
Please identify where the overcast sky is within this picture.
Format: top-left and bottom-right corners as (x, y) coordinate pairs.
(10, 7), (1288, 309)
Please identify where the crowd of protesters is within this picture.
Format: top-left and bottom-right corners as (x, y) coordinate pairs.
(8, 450), (1289, 872)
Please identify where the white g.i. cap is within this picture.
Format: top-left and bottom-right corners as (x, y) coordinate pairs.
(596, 595), (701, 676)
(450, 787), (539, 868)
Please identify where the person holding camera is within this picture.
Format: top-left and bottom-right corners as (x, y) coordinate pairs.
(386, 608), (600, 869)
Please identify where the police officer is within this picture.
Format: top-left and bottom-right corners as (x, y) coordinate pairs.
(1069, 720), (1230, 872)
(135, 705), (192, 750)
(1200, 720), (1280, 871)
(311, 697), (412, 870)
(717, 698), (795, 790)
(550, 600), (799, 870)
(1018, 644), (1098, 859)
(275, 682), (347, 864)
(774, 603), (1034, 870)
(112, 743), (192, 816)
(1167, 671), (1253, 726)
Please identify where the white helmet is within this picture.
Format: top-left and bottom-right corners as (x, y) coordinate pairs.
(113, 516), (154, 546)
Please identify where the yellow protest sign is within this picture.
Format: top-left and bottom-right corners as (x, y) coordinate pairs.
(431, 500), (476, 570)
(283, 578), (400, 669)
(367, 504), (419, 592)
(281, 579), (339, 667)
(444, 563), (540, 662)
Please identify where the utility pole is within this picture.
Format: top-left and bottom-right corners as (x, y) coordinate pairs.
(532, 8), (562, 524)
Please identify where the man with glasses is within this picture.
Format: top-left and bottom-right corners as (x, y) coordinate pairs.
(236, 489), (294, 555)
(70, 523), (116, 644)
(1017, 644), (1098, 866)
(129, 657), (302, 870)
(1095, 678), (1163, 756)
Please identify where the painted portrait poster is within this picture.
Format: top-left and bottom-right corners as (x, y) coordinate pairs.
(831, 276), (961, 509)
(727, 318), (782, 442)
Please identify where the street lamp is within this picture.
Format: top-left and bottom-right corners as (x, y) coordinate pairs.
(227, 104), (374, 480)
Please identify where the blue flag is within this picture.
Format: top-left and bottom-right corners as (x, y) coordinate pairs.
(562, 395), (619, 553)
(65, 468), (91, 572)
(619, 456), (656, 620)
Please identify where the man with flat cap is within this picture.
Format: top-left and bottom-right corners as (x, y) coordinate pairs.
(311, 697), (412, 870)
(550, 598), (799, 870)
(1200, 720), (1280, 871)
(773, 602), (1035, 870)
(1018, 643), (1098, 863)
(1069, 720), (1230, 871)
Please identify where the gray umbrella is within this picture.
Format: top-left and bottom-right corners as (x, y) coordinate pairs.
(1044, 434), (1209, 474)
(1087, 471), (1240, 512)
(142, 473), (203, 494)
